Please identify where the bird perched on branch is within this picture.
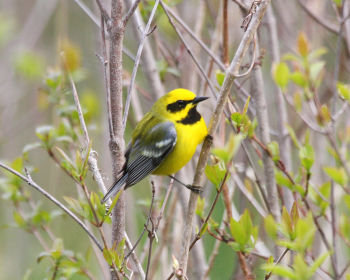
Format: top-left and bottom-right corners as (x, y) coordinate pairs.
(102, 88), (208, 203)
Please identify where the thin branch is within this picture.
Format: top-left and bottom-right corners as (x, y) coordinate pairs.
(0, 162), (103, 251)
(73, 0), (100, 27)
(296, 0), (339, 34)
(266, 5), (293, 209)
(177, 1), (271, 276)
(190, 170), (229, 251)
(122, 0), (160, 132)
(122, 0), (142, 26)
(160, 1), (218, 99)
(168, 170), (229, 280)
(264, 249), (289, 280)
(232, 174), (267, 217)
(251, 37), (280, 222)
(145, 183), (156, 280)
(95, 0), (111, 26)
(126, 1), (165, 96)
(162, 3), (225, 71)
(125, 234), (146, 279)
(68, 74), (90, 146)
(97, 17), (114, 139)
(223, 0), (229, 66)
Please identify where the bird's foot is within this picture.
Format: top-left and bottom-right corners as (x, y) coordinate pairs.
(185, 184), (203, 194)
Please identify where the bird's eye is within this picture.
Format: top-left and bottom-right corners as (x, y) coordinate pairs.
(177, 100), (186, 108)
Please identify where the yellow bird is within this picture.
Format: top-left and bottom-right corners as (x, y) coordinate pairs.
(102, 88), (208, 203)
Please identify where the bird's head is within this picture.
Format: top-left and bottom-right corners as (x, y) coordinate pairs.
(154, 88), (209, 124)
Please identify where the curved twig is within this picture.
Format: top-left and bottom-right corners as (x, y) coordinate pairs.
(0, 162), (103, 251)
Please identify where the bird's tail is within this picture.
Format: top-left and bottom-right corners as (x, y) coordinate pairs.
(101, 174), (127, 203)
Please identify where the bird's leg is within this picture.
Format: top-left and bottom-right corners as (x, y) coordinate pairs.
(168, 175), (203, 194)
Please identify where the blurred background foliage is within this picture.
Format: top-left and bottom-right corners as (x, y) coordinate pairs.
(0, 0), (350, 279)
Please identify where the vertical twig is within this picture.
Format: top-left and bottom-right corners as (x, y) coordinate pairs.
(223, 0), (229, 66)
(266, 6), (293, 210)
(177, 1), (271, 277)
(108, 0), (126, 278)
(251, 38), (281, 222)
(122, 0), (161, 132)
(126, 1), (165, 96)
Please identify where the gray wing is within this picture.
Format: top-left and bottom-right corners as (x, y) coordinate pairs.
(124, 121), (177, 187)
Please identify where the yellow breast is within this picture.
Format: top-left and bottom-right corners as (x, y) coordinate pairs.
(152, 117), (207, 175)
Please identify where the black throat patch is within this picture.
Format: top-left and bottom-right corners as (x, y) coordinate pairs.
(177, 106), (202, 125)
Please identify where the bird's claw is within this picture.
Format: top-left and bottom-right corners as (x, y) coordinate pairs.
(185, 184), (203, 194)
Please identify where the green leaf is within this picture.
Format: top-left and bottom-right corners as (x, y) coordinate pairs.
(262, 264), (296, 279)
(35, 125), (55, 142)
(205, 160), (227, 188)
(23, 142), (42, 155)
(310, 252), (330, 274)
(31, 209), (51, 226)
(290, 71), (308, 87)
(104, 190), (122, 221)
(275, 170), (293, 190)
(293, 92), (303, 111)
(310, 61), (325, 81)
(290, 202), (299, 225)
(196, 196), (205, 218)
(199, 222), (208, 237)
(212, 134), (243, 164)
(14, 51), (45, 80)
(344, 194), (350, 210)
(293, 254), (311, 280)
(268, 141), (280, 162)
(51, 239), (64, 260)
(310, 182), (330, 214)
(337, 82), (350, 102)
(13, 211), (26, 228)
(299, 144), (314, 171)
(340, 214), (350, 242)
(332, 0), (342, 7)
(215, 70), (225, 86)
(230, 217), (245, 246)
(241, 209), (253, 242)
(319, 104), (331, 124)
(286, 125), (300, 148)
(242, 96), (251, 115)
(308, 47), (327, 61)
(103, 248), (113, 265)
(295, 213), (316, 252)
(228, 241), (241, 252)
(273, 62), (290, 89)
(323, 166), (348, 186)
(281, 206), (293, 239)
(264, 214), (277, 240)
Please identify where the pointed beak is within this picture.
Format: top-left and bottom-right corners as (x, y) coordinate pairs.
(192, 96), (209, 104)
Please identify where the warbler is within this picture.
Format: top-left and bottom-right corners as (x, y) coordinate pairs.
(102, 88), (208, 203)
